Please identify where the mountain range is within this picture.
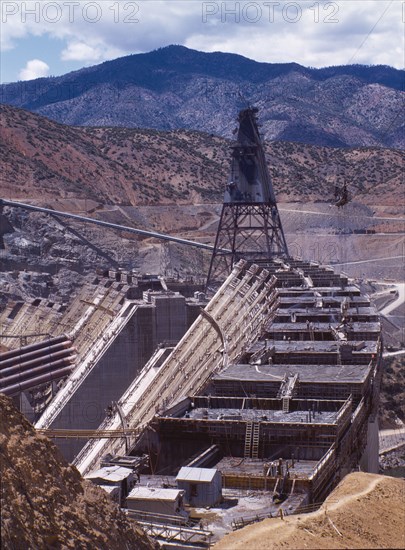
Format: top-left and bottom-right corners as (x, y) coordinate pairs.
(1, 46), (404, 148)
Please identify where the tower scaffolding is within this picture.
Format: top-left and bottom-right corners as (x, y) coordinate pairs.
(207, 108), (288, 288)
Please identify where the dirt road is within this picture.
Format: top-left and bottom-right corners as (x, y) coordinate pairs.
(213, 472), (405, 549)
(380, 283), (405, 316)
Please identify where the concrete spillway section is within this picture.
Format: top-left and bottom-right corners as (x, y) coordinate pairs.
(74, 346), (173, 475)
(75, 261), (279, 475)
(35, 300), (139, 431)
(34, 285), (190, 462)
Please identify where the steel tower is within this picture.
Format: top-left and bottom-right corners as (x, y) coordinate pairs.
(206, 108), (289, 288)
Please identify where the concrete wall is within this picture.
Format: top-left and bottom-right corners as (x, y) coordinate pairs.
(51, 292), (196, 462)
(360, 419), (379, 473)
(152, 294), (187, 345)
(52, 306), (151, 460)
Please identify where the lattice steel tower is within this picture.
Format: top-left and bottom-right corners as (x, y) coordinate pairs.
(207, 108), (289, 288)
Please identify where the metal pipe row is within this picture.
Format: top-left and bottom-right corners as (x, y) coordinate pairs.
(0, 352), (76, 385)
(0, 341), (73, 371)
(1, 363), (75, 396)
(0, 334), (69, 361)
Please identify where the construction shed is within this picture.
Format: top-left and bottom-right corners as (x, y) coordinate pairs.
(85, 465), (135, 504)
(126, 487), (186, 517)
(176, 467), (222, 507)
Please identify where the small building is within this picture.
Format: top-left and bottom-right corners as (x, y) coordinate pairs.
(126, 487), (187, 517)
(176, 467), (222, 507)
(85, 466), (135, 505)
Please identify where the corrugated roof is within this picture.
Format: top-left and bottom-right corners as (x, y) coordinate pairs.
(85, 465), (133, 482)
(176, 466), (218, 483)
(127, 487), (183, 501)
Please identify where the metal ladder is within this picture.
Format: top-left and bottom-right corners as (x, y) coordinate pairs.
(251, 422), (260, 459)
(244, 421), (253, 458)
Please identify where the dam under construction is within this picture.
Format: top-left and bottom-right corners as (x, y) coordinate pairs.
(0, 109), (383, 547)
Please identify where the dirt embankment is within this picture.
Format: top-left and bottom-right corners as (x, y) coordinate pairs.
(0, 394), (157, 550)
(214, 472), (405, 550)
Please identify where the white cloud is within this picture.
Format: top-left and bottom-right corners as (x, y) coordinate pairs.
(19, 59), (50, 80)
(186, 1), (405, 68)
(61, 41), (125, 63)
(2, 0), (404, 75)
(61, 42), (102, 62)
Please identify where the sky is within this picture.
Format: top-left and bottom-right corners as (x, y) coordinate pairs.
(0, 0), (404, 83)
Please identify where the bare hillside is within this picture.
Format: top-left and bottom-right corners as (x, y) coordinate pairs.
(1, 103), (403, 309)
(1, 104), (403, 207)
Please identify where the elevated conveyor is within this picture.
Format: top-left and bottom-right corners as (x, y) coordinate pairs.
(0, 198), (220, 251)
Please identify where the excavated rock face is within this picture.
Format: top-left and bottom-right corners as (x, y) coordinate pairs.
(0, 395), (157, 550)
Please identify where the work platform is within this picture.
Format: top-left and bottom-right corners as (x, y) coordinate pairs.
(217, 457), (318, 479)
(211, 363), (371, 383)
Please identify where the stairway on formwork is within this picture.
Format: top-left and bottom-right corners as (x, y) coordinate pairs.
(251, 422), (260, 459)
(244, 421), (253, 458)
(244, 421), (260, 459)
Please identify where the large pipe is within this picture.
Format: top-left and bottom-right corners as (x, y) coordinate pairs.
(0, 357), (75, 388)
(0, 351), (76, 383)
(0, 335), (69, 361)
(0, 348), (75, 380)
(0, 341), (72, 371)
(1, 365), (74, 396)
(0, 199), (224, 252)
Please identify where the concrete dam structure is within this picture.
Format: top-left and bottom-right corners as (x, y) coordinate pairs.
(0, 274), (207, 461)
(0, 108), (383, 545)
(72, 258), (382, 501)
